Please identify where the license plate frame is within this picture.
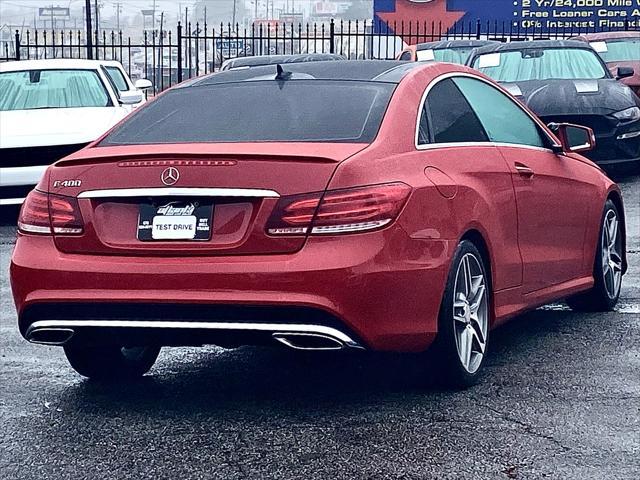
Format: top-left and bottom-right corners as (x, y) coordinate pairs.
(137, 200), (213, 242)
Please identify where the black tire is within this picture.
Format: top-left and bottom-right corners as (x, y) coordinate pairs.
(64, 344), (161, 380)
(432, 240), (491, 389)
(567, 199), (623, 312)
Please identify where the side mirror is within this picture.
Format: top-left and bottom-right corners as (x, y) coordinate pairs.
(547, 122), (596, 154)
(616, 66), (634, 80)
(134, 78), (153, 90)
(118, 91), (144, 105)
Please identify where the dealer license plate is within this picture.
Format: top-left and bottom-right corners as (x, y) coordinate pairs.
(137, 201), (213, 241)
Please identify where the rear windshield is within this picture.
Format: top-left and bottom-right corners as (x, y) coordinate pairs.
(472, 48), (608, 82)
(415, 47), (475, 64)
(100, 80), (395, 145)
(432, 48), (476, 64)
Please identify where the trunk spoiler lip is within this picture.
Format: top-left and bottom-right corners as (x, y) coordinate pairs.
(55, 142), (370, 167)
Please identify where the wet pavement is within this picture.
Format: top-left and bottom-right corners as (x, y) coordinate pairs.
(0, 174), (638, 479)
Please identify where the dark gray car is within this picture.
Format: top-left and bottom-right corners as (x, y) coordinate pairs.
(467, 40), (640, 168)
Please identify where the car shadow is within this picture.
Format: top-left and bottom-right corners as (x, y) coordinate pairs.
(52, 307), (586, 417)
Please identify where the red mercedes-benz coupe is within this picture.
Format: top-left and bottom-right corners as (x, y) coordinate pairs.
(10, 61), (627, 387)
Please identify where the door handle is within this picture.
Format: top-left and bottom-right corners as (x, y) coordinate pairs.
(515, 163), (534, 178)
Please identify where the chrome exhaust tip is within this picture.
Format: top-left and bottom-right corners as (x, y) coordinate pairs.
(27, 328), (75, 346)
(272, 332), (346, 351)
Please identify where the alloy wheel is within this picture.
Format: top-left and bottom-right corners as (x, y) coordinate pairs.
(453, 253), (488, 374)
(602, 209), (622, 299)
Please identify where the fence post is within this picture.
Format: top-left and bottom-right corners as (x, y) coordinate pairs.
(177, 22), (183, 83)
(475, 19), (481, 40)
(15, 30), (21, 60)
(329, 19), (335, 54)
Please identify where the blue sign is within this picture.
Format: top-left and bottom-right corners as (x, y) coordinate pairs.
(215, 38), (245, 51)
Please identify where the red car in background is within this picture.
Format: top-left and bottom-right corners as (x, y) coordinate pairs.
(11, 61), (626, 388)
(572, 32), (640, 96)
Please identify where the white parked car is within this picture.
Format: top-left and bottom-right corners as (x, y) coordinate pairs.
(0, 59), (152, 205)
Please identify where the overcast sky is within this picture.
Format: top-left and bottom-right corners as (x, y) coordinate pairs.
(1, 0), (190, 19)
(1, 1), (370, 28)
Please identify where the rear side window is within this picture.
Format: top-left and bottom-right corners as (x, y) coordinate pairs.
(101, 80), (395, 145)
(399, 51), (412, 61)
(422, 78), (488, 144)
(453, 77), (547, 148)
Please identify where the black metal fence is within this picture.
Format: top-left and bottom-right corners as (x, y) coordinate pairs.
(2, 18), (639, 94)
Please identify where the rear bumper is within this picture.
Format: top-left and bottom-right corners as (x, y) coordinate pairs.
(10, 226), (453, 352)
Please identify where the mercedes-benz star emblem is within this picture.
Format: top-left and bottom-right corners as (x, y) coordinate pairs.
(161, 167), (180, 186)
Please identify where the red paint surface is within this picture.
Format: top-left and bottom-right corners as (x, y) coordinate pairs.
(10, 63), (623, 352)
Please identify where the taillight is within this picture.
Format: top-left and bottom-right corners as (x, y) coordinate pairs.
(266, 182), (411, 236)
(18, 190), (84, 235)
(18, 190), (50, 234)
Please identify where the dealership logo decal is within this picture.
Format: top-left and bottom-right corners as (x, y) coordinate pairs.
(156, 203), (195, 216)
(161, 167), (180, 186)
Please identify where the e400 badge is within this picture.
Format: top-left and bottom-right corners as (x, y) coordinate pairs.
(53, 179), (82, 188)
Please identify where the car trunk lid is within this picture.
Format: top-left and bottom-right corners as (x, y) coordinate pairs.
(49, 143), (366, 256)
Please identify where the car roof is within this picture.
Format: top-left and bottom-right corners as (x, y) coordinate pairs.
(0, 58), (123, 73)
(573, 31), (640, 41)
(416, 40), (500, 51)
(471, 39), (593, 57)
(186, 60), (421, 87)
(223, 53), (345, 69)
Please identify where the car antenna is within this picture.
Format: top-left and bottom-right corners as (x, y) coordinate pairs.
(275, 64), (292, 81)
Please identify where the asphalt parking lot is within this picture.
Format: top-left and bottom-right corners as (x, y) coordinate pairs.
(0, 174), (638, 480)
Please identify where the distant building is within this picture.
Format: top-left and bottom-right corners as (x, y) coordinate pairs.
(0, 25), (19, 53)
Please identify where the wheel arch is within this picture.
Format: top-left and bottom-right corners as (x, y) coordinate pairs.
(460, 230), (492, 281)
(606, 189), (628, 275)
(459, 229), (496, 324)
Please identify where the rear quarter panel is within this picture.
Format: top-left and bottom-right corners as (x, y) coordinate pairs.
(328, 65), (523, 294)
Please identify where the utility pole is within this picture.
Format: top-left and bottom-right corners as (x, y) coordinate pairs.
(85, 0), (93, 59)
(113, 2), (122, 31)
(152, 0), (157, 31)
(232, 0), (237, 27)
(94, 0), (100, 40)
(50, 5), (55, 30)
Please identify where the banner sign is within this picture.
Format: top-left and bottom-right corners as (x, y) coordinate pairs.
(38, 7), (70, 19)
(374, 0), (640, 34)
